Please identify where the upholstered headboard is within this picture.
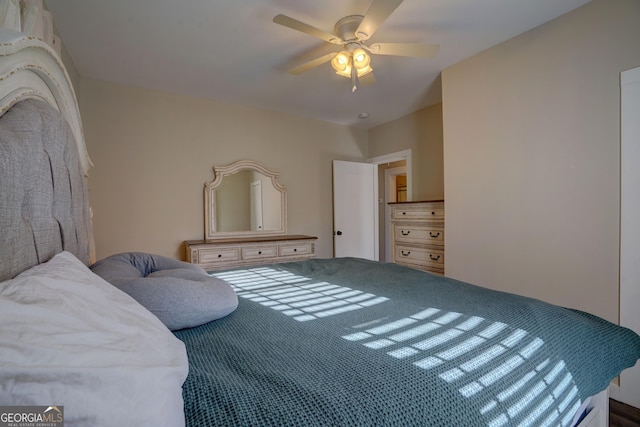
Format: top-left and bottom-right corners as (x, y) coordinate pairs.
(0, 28), (94, 281)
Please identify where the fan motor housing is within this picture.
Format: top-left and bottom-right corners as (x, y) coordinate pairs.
(334, 15), (365, 42)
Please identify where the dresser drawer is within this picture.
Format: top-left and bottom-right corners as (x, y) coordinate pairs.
(279, 241), (312, 257)
(394, 225), (444, 246)
(394, 246), (444, 269)
(242, 245), (278, 260)
(184, 235), (317, 270)
(197, 247), (240, 264)
(391, 203), (444, 221)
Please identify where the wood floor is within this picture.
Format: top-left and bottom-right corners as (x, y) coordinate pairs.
(610, 399), (640, 427)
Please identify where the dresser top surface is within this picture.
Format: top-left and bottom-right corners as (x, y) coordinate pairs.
(185, 234), (317, 245)
(388, 200), (444, 206)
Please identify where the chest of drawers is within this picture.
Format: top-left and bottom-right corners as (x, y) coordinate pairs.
(185, 235), (317, 271)
(389, 201), (444, 275)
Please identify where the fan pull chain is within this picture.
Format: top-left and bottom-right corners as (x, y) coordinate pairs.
(351, 59), (359, 92)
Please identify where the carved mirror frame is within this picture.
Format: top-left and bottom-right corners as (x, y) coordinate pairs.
(204, 160), (287, 240)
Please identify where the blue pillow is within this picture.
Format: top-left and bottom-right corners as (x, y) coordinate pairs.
(91, 252), (238, 330)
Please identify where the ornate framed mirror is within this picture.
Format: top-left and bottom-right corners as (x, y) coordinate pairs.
(204, 160), (287, 240)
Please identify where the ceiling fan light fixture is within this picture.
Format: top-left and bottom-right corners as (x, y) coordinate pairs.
(355, 63), (373, 77)
(331, 49), (373, 79)
(336, 52), (350, 65)
(331, 51), (352, 77)
(352, 48), (368, 65)
(352, 48), (373, 77)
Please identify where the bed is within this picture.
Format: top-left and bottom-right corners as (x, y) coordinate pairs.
(175, 258), (640, 427)
(1, 26), (639, 427)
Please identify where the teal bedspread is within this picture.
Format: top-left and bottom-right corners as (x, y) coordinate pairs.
(174, 258), (640, 426)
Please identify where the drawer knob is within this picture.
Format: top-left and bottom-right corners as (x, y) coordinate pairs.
(431, 211), (435, 215)
(401, 230), (410, 236)
(401, 250), (411, 256)
(258, 251), (262, 255)
(430, 254), (441, 261)
(294, 248), (297, 252)
(429, 232), (441, 238)
(217, 254), (222, 258)
(402, 212), (406, 215)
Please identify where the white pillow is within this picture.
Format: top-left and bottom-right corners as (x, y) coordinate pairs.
(0, 251), (189, 427)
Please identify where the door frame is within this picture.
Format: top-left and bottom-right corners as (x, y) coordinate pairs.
(369, 149), (413, 200)
(384, 165), (407, 261)
(369, 149), (413, 262)
(616, 65), (640, 408)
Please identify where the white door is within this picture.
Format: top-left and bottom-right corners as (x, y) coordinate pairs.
(332, 160), (378, 260)
(619, 65), (640, 408)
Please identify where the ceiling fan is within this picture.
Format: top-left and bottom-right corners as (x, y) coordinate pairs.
(273, 0), (439, 92)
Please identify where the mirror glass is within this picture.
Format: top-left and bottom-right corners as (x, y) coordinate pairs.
(204, 160), (287, 240)
(215, 170), (282, 232)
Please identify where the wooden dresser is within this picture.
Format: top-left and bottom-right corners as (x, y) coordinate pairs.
(184, 235), (317, 271)
(389, 200), (444, 275)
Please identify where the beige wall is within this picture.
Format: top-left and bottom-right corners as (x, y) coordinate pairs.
(79, 78), (367, 261)
(442, 0), (640, 323)
(369, 103), (444, 201)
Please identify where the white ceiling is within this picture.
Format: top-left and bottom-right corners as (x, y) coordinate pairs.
(45, 0), (591, 130)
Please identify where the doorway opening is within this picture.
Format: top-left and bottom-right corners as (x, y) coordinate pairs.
(369, 150), (412, 262)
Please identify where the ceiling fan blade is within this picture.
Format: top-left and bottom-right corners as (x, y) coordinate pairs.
(273, 14), (343, 45)
(288, 52), (337, 75)
(356, 0), (404, 41)
(367, 42), (439, 58)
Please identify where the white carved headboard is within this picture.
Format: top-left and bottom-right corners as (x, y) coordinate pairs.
(0, 27), (92, 174)
(0, 27), (95, 280)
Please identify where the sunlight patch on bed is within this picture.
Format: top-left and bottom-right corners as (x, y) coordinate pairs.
(213, 267), (388, 321)
(214, 267), (582, 426)
(341, 307), (582, 427)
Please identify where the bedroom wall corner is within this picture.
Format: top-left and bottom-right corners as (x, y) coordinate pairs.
(368, 103), (444, 201)
(441, 0), (640, 323)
